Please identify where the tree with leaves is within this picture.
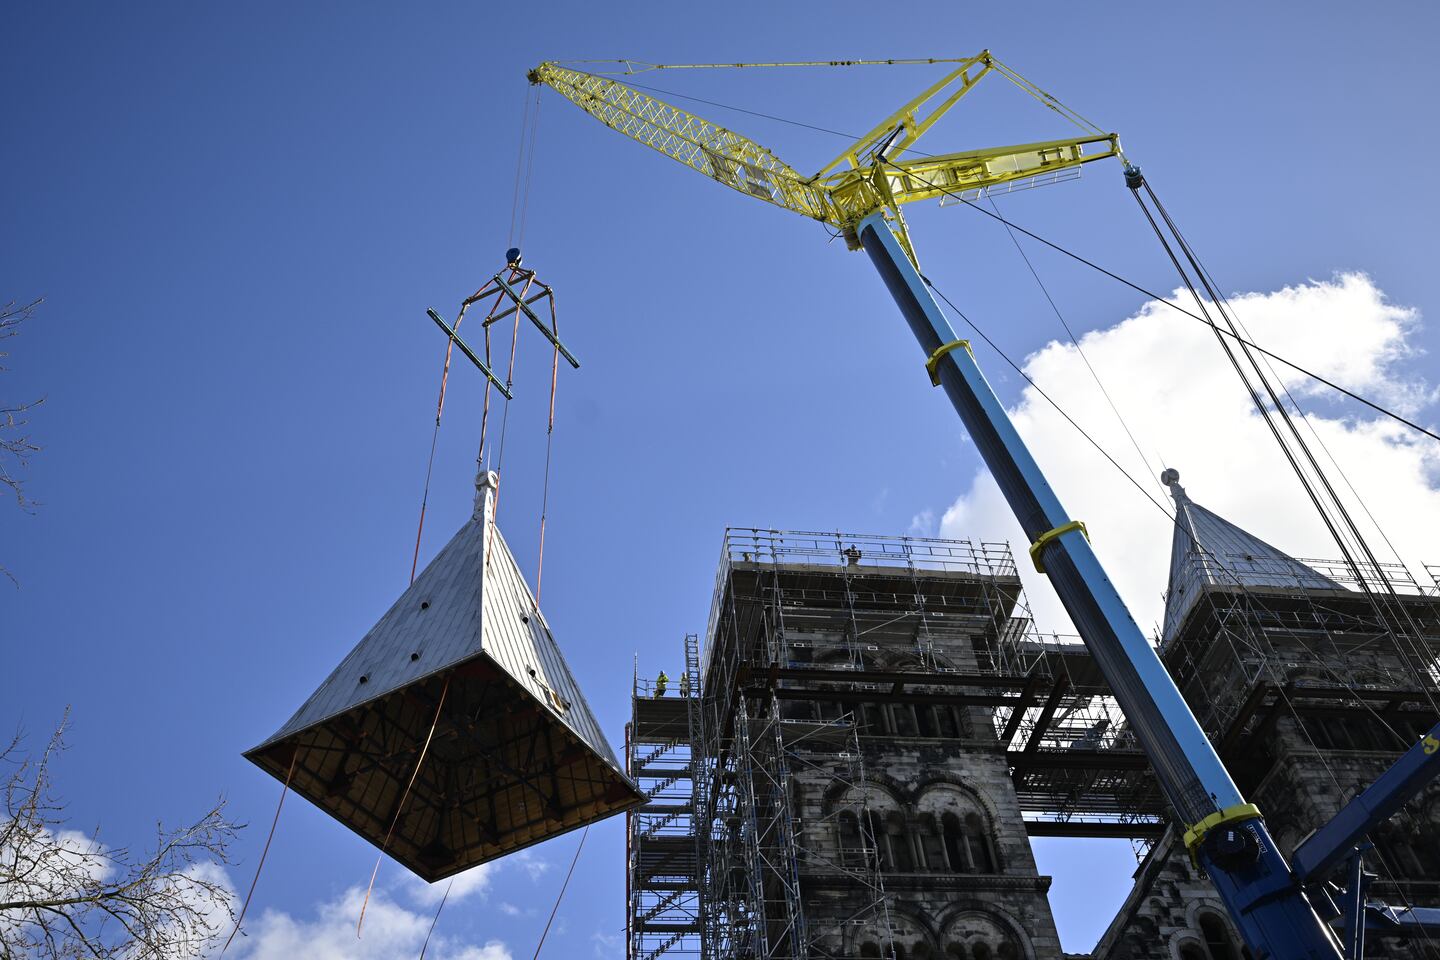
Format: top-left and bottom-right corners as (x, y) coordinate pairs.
(0, 715), (240, 959)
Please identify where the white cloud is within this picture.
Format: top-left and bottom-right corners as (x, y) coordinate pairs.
(908, 509), (936, 536)
(591, 929), (623, 959)
(935, 273), (1440, 638)
(0, 825), (115, 947)
(508, 851), (550, 883)
(405, 863), (496, 907)
(224, 884), (513, 960)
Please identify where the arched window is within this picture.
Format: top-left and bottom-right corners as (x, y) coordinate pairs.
(916, 705), (937, 737)
(996, 944), (1018, 960)
(942, 812), (971, 872)
(891, 705), (919, 737)
(972, 945), (992, 960)
(859, 944), (881, 959)
(945, 946), (966, 960)
(867, 810), (890, 871)
(936, 705), (962, 738)
(885, 811), (915, 871)
(837, 811), (862, 866)
(893, 945), (908, 960)
(1199, 913), (1237, 960)
(911, 944), (935, 960)
(1179, 946), (1206, 960)
(917, 812), (946, 871)
(862, 702), (895, 735)
(964, 813), (998, 873)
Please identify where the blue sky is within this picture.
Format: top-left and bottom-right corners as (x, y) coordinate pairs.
(5, 2), (1439, 955)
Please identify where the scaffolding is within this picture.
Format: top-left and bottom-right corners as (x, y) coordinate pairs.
(993, 625), (1165, 839)
(696, 528), (1123, 959)
(1157, 551), (1440, 802)
(628, 528), (1440, 958)
(627, 637), (704, 960)
(624, 523), (1440, 958)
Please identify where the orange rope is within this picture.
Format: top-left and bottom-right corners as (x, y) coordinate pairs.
(410, 297), (473, 583)
(357, 675), (451, 938)
(221, 753), (296, 954)
(535, 292), (561, 605)
(484, 274), (531, 565)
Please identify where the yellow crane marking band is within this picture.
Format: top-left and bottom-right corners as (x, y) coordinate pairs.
(926, 340), (973, 385)
(1182, 803), (1263, 864)
(1028, 520), (1088, 573)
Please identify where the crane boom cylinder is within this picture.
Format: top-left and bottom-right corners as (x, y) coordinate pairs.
(856, 210), (1342, 959)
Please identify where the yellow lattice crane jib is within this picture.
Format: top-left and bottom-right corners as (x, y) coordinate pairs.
(527, 53), (1121, 264)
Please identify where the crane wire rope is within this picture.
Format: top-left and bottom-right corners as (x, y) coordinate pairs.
(918, 274), (1175, 523)
(1143, 179), (1433, 602)
(1126, 182), (1440, 930)
(987, 192), (1163, 488)
(926, 267), (1439, 927)
(944, 189), (1440, 444)
(414, 77), (544, 582)
(606, 76), (1437, 446)
(1128, 179), (1440, 718)
(417, 878), (452, 960)
(910, 152), (1440, 756)
(896, 159), (1440, 847)
(871, 159), (1440, 709)
(510, 88), (540, 249)
(518, 90), (542, 253)
(530, 824), (589, 960)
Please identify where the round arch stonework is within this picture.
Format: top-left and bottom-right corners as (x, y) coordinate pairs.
(938, 904), (1034, 960)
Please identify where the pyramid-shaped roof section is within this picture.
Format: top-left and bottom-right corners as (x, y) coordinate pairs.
(245, 470), (638, 880)
(1160, 469), (1343, 645)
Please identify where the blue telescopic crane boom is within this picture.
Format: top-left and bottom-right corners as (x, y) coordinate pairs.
(856, 211), (1342, 958)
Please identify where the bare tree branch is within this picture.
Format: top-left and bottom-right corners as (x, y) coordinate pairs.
(0, 298), (43, 509)
(0, 712), (240, 958)
(1, 297), (43, 586)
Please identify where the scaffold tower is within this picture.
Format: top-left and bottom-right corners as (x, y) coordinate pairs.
(628, 637), (705, 960)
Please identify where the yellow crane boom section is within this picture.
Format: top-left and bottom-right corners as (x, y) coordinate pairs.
(529, 54), (1120, 252)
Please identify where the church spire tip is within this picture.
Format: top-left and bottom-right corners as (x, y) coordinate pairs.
(1160, 467), (1190, 505)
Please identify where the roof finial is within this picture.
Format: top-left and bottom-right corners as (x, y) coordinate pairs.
(475, 468), (499, 520)
(1160, 467), (1189, 505)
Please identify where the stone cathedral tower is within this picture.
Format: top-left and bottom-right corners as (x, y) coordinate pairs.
(1096, 474), (1440, 960)
(626, 495), (1440, 960)
(636, 529), (1066, 960)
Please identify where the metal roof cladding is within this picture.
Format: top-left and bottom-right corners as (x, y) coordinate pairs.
(1160, 469), (1343, 646)
(245, 469), (640, 881)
